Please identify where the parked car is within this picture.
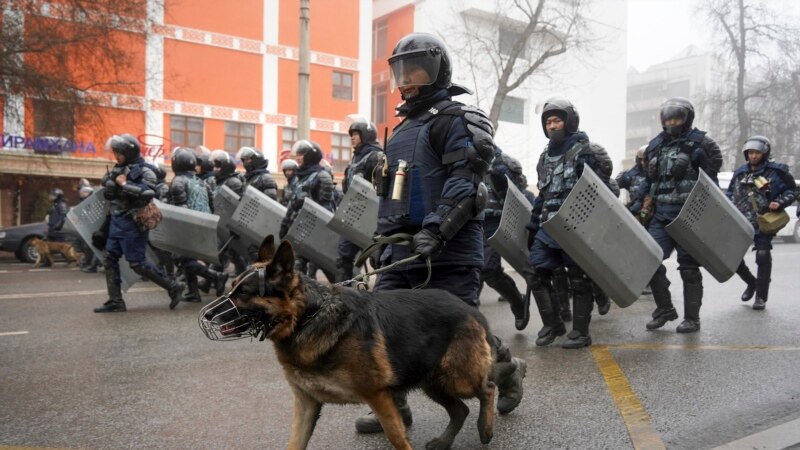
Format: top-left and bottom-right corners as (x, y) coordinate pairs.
(718, 172), (800, 243)
(0, 222), (47, 263)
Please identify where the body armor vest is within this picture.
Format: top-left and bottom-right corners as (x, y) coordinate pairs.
(730, 163), (791, 226)
(377, 100), (459, 234)
(650, 143), (698, 205)
(537, 140), (590, 222)
(344, 144), (380, 191)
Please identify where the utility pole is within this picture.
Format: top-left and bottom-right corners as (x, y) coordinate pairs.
(298, 0), (311, 140)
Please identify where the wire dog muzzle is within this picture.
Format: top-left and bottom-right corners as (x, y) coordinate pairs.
(198, 270), (266, 341)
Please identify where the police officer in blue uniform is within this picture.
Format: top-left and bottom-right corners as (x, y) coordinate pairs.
(336, 118), (383, 282)
(617, 145), (649, 219)
(354, 33), (526, 435)
(93, 134), (185, 313)
(637, 98), (722, 332)
(524, 97), (612, 349)
(45, 188), (69, 245)
(728, 136), (795, 310)
(237, 146), (278, 200)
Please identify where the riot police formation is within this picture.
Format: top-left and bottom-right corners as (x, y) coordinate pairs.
(524, 96), (614, 349)
(93, 134), (186, 313)
(168, 148), (228, 303)
(335, 118), (383, 282)
(353, 33), (526, 435)
(45, 188), (69, 245)
(636, 97), (722, 333)
(727, 136), (796, 310)
(237, 146), (278, 200)
(482, 148), (530, 330)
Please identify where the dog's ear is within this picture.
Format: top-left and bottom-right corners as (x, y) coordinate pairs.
(257, 235), (276, 263)
(272, 240), (295, 274)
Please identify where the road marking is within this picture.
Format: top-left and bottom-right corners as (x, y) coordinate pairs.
(591, 345), (666, 450)
(0, 287), (162, 300)
(0, 331), (29, 336)
(711, 415), (800, 450)
(608, 343), (800, 352)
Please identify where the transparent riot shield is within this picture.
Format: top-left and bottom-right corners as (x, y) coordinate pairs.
(228, 186), (287, 256)
(664, 170), (754, 282)
(487, 177), (533, 275)
(327, 175), (378, 249)
(542, 167), (663, 307)
(285, 199), (339, 275)
(149, 200), (220, 264)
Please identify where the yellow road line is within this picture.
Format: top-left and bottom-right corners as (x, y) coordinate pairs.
(591, 345), (666, 450)
(607, 343), (800, 352)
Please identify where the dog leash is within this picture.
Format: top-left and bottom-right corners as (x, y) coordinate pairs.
(337, 253), (432, 290)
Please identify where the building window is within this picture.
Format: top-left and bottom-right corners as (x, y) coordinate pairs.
(333, 71), (353, 100)
(372, 20), (387, 60)
(499, 28), (524, 56)
(33, 100), (74, 139)
(499, 96), (525, 124)
(330, 133), (350, 173)
(170, 115), (203, 147)
(281, 128), (298, 152)
(224, 121), (256, 151)
(372, 83), (387, 125)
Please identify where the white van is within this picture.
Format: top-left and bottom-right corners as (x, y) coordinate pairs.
(717, 171), (800, 243)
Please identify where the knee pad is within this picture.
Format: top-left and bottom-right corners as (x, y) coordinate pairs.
(678, 266), (702, 284)
(755, 249), (772, 266)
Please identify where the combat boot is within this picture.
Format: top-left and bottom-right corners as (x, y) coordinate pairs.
(753, 251), (771, 310)
(495, 357), (527, 414)
(552, 267), (572, 322)
(676, 268), (702, 333)
(646, 265), (677, 330)
(94, 265), (126, 313)
(736, 262), (756, 302)
(182, 275), (202, 303)
(132, 263), (185, 310)
(354, 392), (412, 433)
(753, 275), (769, 310)
(563, 286), (593, 349)
(646, 307), (679, 329)
(594, 284), (611, 316)
(489, 273), (528, 330)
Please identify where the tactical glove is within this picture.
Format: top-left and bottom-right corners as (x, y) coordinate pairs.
(671, 152), (691, 179)
(411, 227), (445, 258)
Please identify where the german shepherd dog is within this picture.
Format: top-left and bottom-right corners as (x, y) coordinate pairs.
(30, 237), (80, 268)
(200, 236), (496, 450)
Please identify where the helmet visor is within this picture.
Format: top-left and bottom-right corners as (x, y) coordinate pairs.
(389, 51), (440, 91)
(743, 138), (769, 154)
(660, 105), (689, 125)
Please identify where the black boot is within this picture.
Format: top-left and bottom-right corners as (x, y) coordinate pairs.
(553, 267), (572, 322)
(593, 282), (611, 316)
(676, 268), (702, 333)
(94, 264), (126, 313)
(562, 274), (593, 349)
(488, 271), (528, 330)
(753, 250), (771, 311)
(736, 261), (756, 302)
(646, 265), (678, 330)
(198, 266), (229, 297)
(354, 392), (412, 433)
(182, 275), (202, 302)
(132, 263), (185, 310)
(753, 275), (769, 310)
(525, 276), (566, 346)
(495, 356), (527, 414)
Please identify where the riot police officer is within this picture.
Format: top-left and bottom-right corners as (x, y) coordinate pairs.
(93, 134), (185, 313)
(45, 188), (69, 244)
(524, 96), (613, 349)
(354, 33), (526, 435)
(211, 150), (244, 196)
(335, 117), (383, 282)
(279, 159), (299, 207)
(482, 148), (530, 329)
(194, 145), (217, 191)
(237, 146), (278, 200)
(728, 136), (796, 310)
(637, 98), (722, 332)
(617, 145), (649, 219)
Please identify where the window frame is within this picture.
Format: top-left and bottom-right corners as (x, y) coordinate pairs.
(170, 115), (204, 148)
(224, 121), (256, 152)
(332, 71), (354, 101)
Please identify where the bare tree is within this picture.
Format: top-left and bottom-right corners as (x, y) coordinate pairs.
(701, 0), (800, 167)
(442, 0), (597, 131)
(1, 0), (160, 137)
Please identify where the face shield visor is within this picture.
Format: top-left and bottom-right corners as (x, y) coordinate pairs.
(660, 105), (689, 127)
(388, 50), (440, 92)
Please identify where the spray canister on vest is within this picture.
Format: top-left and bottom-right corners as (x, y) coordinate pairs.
(391, 159), (408, 201)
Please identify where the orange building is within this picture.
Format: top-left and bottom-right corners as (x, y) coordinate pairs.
(0, 0), (371, 227)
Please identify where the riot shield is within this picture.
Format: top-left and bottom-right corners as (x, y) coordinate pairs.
(327, 175), (378, 249)
(664, 170), (754, 282)
(487, 177), (533, 275)
(542, 167), (663, 307)
(149, 200), (220, 264)
(285, 199), (339, 275)
(228, 186), (287, 255)
(213, 185), (240, 239)
(65, 188), (141, 292)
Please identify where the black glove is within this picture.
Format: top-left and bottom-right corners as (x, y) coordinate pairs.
(671, 152), (691, 179)
(411, 227), (445, 258)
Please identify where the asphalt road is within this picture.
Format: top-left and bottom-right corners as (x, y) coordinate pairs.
(1, 244), (800, 450)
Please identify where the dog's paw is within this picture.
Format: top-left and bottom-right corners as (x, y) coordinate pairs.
(425, 437), (453, 450)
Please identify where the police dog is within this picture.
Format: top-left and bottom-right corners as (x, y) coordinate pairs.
(30, 237), (79, 268)
(201, 236), (496, 450)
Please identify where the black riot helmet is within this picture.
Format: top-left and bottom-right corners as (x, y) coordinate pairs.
(153, 164), (167, 182)
(742, 135), (771, 160)
(49, 188), (64, 200)
(540, 96), (580, 137)
(194, 145), (214, 173)
(105, 133), (141, 162)
(171, 147), (197, 173)
(281, 158), (298, 175)
(348, 120), (378, 145)
(236, 146), (268, 172)
(660, 97), (695, 137)
(292, 140), (323, 167)
(210, 149), (237, 176)
(388, 33), (452, 92)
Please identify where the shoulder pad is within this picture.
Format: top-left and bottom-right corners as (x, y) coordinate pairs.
(732, 164), (749, 178)
(687, 128), (707, 143)
(766, 161), (790, 174)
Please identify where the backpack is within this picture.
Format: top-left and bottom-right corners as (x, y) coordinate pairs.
(186, 176), (211, 213)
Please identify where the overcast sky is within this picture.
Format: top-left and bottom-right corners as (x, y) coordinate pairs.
(627, 0), (708, 72)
